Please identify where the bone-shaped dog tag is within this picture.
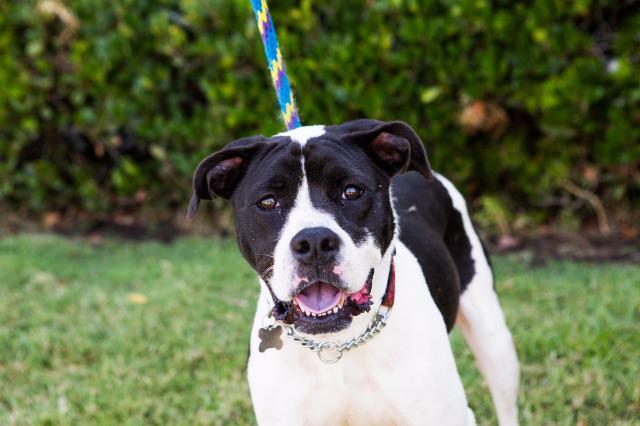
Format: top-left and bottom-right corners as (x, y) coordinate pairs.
(258, 326), (283, 352)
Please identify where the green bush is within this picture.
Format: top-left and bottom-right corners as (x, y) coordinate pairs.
(1, 0), (638, 230)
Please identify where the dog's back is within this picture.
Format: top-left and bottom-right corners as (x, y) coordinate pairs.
(393, 171), (519, 425)
(392, 171), (486, 331)
(393, 171), (463, 330)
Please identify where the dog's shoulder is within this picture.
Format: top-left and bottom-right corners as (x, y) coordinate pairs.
(391, 171), (479, 331)
(391, 171), (453, 232)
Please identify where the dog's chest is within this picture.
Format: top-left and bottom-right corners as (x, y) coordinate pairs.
(305, 378), (406, 425)
(252, 345), (409, 425)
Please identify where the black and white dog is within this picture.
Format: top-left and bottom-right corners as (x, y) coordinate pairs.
(188, 120), (519, 425)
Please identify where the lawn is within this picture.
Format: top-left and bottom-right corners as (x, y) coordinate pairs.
(0, 235), (638, 425)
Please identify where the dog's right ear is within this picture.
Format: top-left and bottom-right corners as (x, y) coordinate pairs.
(186, 136), (266, 220)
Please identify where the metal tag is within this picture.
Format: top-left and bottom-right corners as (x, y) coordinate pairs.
(258, 326), (283, 352)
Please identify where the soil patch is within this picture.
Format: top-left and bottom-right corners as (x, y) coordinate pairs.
(489, 232), (639, 265)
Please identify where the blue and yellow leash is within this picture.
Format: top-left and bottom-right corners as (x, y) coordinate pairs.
(250, 0), (301, 130)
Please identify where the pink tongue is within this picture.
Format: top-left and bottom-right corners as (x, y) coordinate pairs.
(296, 282), (341, 313)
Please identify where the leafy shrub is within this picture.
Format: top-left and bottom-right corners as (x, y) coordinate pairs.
(1, 0), (638, 231)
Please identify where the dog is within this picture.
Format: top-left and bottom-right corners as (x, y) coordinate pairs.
(187, 119), (519, 425)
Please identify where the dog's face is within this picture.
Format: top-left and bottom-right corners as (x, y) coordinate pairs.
(188, 120), (431, 334)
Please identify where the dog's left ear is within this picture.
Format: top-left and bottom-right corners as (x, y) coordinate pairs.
(341, 120), (432, 180)
(187, 136), (266, 220)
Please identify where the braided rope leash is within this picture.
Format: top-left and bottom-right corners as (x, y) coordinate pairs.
(249, 1), (396, 364)
(250, 0), (301, 130)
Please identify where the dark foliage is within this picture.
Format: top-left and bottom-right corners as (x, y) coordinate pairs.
(1, 0), (638, 231)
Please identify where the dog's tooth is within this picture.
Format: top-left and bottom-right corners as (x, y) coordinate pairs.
(312, 312), (317, 317)
(333, 306), (338, 314)
(292, 299), (298, 305)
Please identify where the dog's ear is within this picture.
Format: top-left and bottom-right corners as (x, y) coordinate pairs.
(340, 120), (432, 180)
(187, 136), (266, 220)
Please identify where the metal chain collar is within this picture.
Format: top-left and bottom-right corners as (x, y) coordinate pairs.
(262, 305), (392, 364)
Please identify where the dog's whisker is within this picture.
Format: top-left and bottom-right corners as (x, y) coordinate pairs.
(256, 253), (275, 259)
(259, 266), (274, 280)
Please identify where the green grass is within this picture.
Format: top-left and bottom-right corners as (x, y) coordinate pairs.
(0, 235), (638, 425)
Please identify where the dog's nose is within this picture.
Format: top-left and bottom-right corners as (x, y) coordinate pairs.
(290, 227), (341, 264)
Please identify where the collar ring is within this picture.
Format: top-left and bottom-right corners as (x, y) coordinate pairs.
(316, 341), (342, 364)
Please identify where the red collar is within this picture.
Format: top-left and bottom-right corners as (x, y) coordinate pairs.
(380, 256), (396, 309)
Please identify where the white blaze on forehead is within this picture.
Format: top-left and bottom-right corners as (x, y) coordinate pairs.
(276, 125), (325, 146)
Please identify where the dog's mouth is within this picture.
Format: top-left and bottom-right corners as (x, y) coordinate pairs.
(294, 282), (345, 317)
(270, 270), (374, 335)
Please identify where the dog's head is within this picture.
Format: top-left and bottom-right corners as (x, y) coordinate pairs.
(188, 120), (431, 334)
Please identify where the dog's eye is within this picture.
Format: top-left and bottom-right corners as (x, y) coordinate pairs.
(257, 196), (279, 210)
(342, 185), (364, 200)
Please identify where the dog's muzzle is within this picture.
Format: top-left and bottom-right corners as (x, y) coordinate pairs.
(267, 271), (375, 335)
